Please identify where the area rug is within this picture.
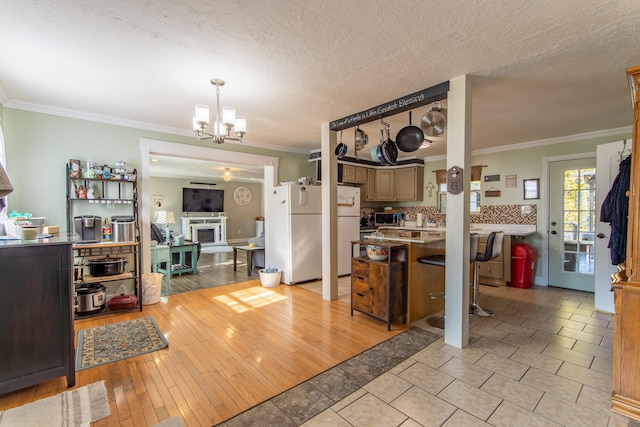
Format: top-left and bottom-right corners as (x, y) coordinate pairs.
(0, 380), (110, 427)
(75, 317), (168, 370)
(200, 245), (233, 254)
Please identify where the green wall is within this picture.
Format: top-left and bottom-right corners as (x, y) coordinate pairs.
(1, 108), (313, 233)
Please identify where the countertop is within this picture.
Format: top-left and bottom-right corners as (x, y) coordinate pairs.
(375, 224), (536, 237)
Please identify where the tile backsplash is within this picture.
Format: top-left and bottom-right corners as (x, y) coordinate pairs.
(361, 204), (537, 225)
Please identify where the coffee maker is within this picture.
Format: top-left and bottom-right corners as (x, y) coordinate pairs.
(74, 215), (102, 243)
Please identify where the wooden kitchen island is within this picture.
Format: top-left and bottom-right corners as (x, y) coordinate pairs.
(354, 232), (449, 326)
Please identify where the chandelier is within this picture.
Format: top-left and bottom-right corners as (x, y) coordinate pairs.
(222, 168), (233, 182)
(193, 78), (247, 144)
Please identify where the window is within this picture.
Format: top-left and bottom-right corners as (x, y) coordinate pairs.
(438, 181), (481, 213)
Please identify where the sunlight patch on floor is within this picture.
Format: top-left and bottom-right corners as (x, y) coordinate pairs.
(213, 286), (287, 313)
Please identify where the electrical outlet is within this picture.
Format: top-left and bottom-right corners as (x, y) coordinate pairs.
(521, 205), (531, 215)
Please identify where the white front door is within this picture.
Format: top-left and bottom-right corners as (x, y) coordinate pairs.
(595, 140), (631, 312)
(548, 157), (597, 291)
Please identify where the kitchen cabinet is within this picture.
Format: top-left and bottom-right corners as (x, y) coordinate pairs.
(477, 234), (512, 286)
(355, 166), (367, 183)
(0, 240), (75, 394)
(342, 164), (368, 184)
(375, 169), (395, 200)
(394, 166), (424, 201)
(375, 167), (424, 201)
(612, 64), (640, 421)
(343, 164), (356, 182)
(312, 158), (424, 201)
(351, 242), (407, 330)
(365, 168), (376, 201)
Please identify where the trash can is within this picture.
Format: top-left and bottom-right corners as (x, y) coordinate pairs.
(259, 270), (281, 288)
(142, 272), (163, 304)
(511, 244), (538, 288)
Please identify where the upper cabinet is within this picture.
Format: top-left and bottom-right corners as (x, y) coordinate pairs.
(375, 167), (424, 201)
(394, 167), (424, 201)
(312, 157), (424, 202)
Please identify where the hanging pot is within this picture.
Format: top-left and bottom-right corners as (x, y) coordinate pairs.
(335, 130), (348, 159)
(395, 111), (424, 152)
(376, 130), (389, 165)
(354, 126), (368, 152)
(420, 101), (447, 137)
(381, 127), (398, 165)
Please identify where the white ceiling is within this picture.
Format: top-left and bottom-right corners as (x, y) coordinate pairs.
(1, 1), (639, 179)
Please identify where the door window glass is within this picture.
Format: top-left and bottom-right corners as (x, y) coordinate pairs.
(563, 168), (596, 274)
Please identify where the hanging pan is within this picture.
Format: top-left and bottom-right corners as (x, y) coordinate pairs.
(420, 101), (447, 137)
(380, 126), (398, 165)
(335, 130), (348, 159)
(395, 111), (424, 152)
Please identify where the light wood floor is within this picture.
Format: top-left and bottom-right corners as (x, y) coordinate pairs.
(0, 280), (407, 426)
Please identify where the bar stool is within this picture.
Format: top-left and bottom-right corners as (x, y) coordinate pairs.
(418, 233), (479, 329)
(471, 231), (504, 317)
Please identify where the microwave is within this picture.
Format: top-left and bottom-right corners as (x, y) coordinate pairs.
(375, 212), (398, 226)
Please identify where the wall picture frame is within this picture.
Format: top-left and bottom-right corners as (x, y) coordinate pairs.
(523, 178), (539, 200)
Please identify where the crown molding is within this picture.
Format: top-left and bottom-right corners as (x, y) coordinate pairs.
(421, 126), (633, 163)
(3, 99), (311, 155)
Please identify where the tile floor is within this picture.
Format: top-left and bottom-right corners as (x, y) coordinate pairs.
(221, 279), (640, 427)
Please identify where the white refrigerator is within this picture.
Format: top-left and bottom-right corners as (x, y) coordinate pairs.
(338, 186), (361, 275)
(266, 184), (322, 284)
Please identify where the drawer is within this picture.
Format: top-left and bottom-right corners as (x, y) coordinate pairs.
(351, 275), (370, 294)
(352, 258), (370, 277)
(351, 291), (370, 312)
(478, 260), (503, 279)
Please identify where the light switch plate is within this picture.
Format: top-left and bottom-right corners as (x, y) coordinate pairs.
(521, 205), (531, 214)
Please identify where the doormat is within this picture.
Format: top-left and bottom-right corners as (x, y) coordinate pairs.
(0, 380), (110, 427)
(75, 317), (168, 370)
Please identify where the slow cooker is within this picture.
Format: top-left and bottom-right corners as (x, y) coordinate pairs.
(75, 283), (106, 315)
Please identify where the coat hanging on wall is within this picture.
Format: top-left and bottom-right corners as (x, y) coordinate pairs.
(601, 155), (631, 265)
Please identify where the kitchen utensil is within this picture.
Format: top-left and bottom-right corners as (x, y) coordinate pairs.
(381, 126), (398, 165)
(420, 101), (447, 137)
(87, 257), (127, 276)
(107, 293), (138, 311)
(75, 283), (106, 315)
(395, 111), (425, 152)
(355, 127), (368, 151)
(366, 245), (389, 261)
(370, 145), (380, 163)
(335, 130), (347, 159)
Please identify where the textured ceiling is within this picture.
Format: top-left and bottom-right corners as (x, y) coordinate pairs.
(1, 0), (639, 178)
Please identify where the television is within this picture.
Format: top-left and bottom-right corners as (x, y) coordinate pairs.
(182, 188), (224, 213)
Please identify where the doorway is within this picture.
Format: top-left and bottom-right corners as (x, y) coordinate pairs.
(138, 139), (279, 275)
(548, 157), (596, 291)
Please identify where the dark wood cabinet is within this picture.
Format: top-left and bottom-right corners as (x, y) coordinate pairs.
(611, 64), (640, 420)
(0, 240), (75, 395)
(350, 242), (407, 330)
